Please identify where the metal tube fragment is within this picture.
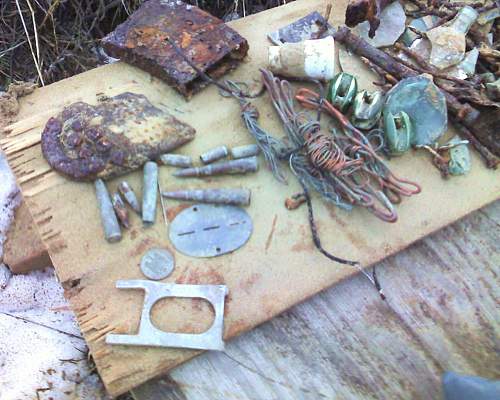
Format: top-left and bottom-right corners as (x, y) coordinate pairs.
(112, 192), (130, 228)
(142, 161), (158, 225)
(230, 144), (260, 159)
(162, 188), (251, 206)
(118, 181), (141, 214)
(160, 153), (193, 168)
(200, 146), (229, 164)
(95, 179), (122, 243)
(173, 157), (259, 178)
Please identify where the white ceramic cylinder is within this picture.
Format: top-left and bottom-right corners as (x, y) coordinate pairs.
(268, 36), (335, 81)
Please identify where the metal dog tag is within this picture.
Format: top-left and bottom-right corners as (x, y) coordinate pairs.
(169, 204), (253, 258)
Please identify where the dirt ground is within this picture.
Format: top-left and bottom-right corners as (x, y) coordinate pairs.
(0, 0), (292, 89)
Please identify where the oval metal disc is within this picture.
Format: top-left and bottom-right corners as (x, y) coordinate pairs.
(140, 248), (175, 280)
(169, 204), (253, 258)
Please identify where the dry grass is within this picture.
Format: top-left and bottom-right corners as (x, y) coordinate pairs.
(0, 0), (292, 89)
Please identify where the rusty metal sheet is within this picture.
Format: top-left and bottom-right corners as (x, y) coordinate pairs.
(102, 0), (249, 98)
(41, 92), (195, 181)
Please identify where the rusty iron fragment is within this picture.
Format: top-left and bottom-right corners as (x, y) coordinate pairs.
(41, 92), (195, 181)
(101, 0), (249, 98)
(267, 11), (335, 45)
(345, 0), (391, 38)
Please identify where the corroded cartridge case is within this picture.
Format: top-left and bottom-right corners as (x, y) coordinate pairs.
(161, 188), (251, 206)
(142, 161), (158, 225)
(230, 144), (260, 159)
(118, 181), (141, 214)
(112, 192), (130, 229)
(95, 179), (122, 243)
(173, 157), (258, 178)
(200, 146), (229, 164)
(160, 153), (193, 168)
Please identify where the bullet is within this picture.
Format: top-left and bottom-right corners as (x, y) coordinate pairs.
(162, 188), (251, 206)
(95, 179), (122, 243)
(173, 157), (258, 178)
(142, 161), (158, 225)
(200, 146), (229, 164)
(230, 144), (260, 159)
(118, 181), (141, 214)
(112, 192), (130, 228)
(159, 153), (193, 168)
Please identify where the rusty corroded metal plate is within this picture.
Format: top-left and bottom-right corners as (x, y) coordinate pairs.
(102, 0), (249, 98)
(41, 92), (195, 181)
(267, 11), (335, 44)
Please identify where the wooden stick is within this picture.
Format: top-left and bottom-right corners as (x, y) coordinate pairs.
(334, 27), (479, 124)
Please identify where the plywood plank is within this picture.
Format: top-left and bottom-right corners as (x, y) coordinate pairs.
(2, 0), (499, 396)
(132, 202), (500, 400)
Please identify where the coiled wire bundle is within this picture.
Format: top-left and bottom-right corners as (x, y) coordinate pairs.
(261, 69), (421, 223)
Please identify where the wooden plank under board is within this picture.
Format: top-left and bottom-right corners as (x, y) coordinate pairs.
(3, 199), (52, 273)
(2, 0), (499, 396)
(0, 102), (51, 274)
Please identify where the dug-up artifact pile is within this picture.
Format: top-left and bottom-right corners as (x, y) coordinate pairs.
(2, 0), (498, 396)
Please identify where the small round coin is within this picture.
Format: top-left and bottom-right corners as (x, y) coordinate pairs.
(140, 248), (175, 280)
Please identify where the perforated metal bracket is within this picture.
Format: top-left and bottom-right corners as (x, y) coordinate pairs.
(106, 280), (228, 351)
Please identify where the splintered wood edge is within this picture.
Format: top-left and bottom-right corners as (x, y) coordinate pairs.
(3, 0), (499, 396)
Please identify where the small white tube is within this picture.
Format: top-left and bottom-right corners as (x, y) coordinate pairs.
(268, 36), (335, 81)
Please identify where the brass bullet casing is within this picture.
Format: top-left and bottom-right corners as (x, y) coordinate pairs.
(95, 179), (122, 243)
(112, 192), (130, 229)
(162, 188), (251, 206)
(230, 144), (260, 159)
(118, 181), (141, 214)
(160, 154), (193, 168)
(200, 146), (229, 164)
(173, 157), (258, 178)
(142, 161), (158, 226)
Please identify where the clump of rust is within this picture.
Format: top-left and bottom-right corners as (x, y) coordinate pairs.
(345, 0), (391, 38)
(41, 92), (195, 181)
(101, 0), (249, 98)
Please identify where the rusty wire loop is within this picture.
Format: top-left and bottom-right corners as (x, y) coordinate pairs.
(290, 154), (386, 300)
(262, 70), (421, 223)
(224, 80), (288, 184)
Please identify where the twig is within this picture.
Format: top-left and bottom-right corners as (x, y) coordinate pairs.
(1, 311), (83, 339)
(333, 27), (500, 168)
(451, 121), (499, 169)
(393, 43), (478, 89)
(14, 0), (45, 85)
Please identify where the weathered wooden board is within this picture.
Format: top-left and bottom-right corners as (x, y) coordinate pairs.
(1, 0), (499, 397)
(132, 201), (500, 400)
(0, 108), (50, 274)
(2, 200), (51, 273)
